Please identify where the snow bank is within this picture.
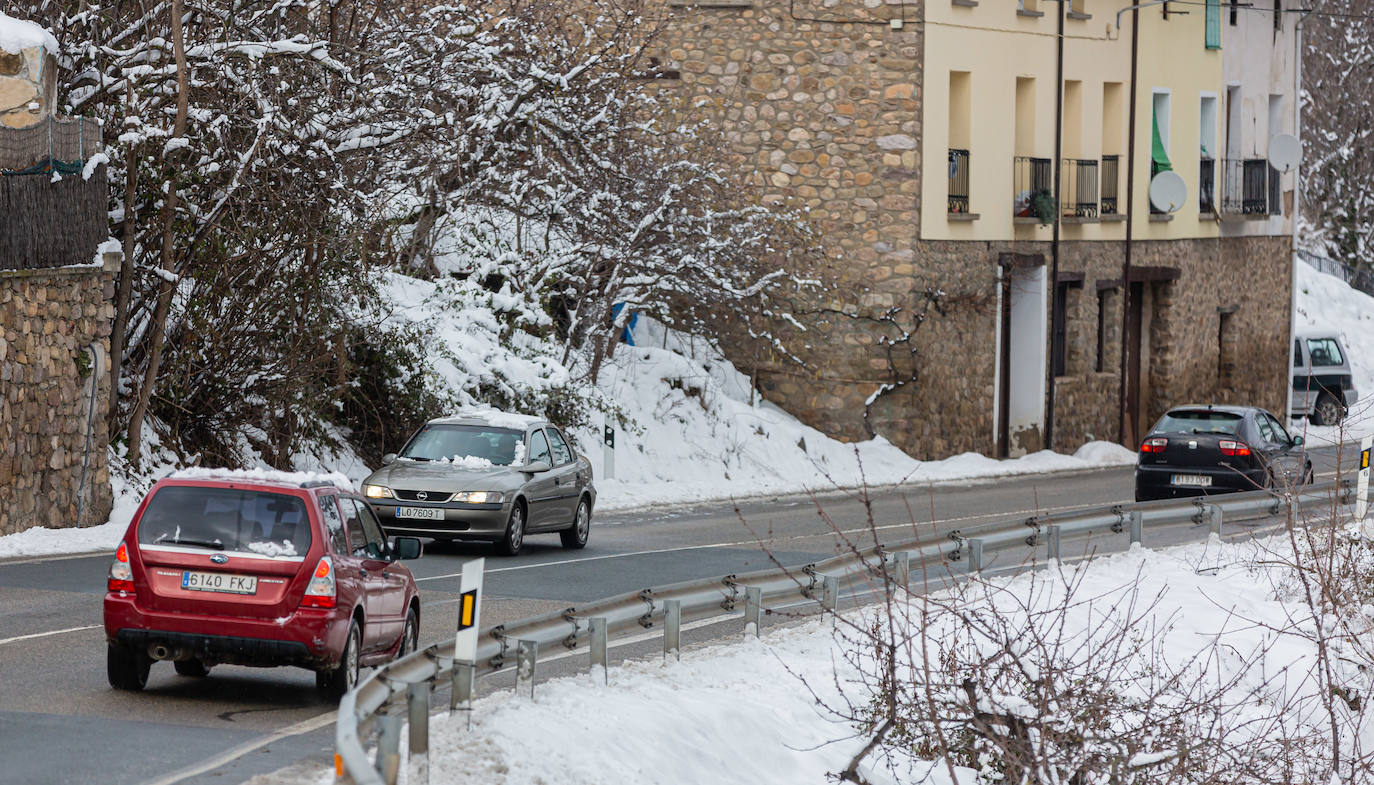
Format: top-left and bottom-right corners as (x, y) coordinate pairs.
(0, 12), (58, 55)
(362, 536), (1322, 785)
(573, 324), (1134, 511)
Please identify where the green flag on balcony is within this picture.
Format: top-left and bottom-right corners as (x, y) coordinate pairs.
(1151, 112), (1173, 173)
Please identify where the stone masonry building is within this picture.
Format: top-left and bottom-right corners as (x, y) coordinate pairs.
(1, 16), (115, 535)
(656, 0), (1299, 459)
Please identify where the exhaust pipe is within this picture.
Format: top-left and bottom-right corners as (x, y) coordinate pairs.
(147, 644), (191, 661)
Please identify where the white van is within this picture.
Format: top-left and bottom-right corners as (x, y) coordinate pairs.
(1292, 332), (1358, 426)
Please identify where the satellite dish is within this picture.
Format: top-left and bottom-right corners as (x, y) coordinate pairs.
(1268, 133), (1301, 174)
(1148, 170), (1187, 214)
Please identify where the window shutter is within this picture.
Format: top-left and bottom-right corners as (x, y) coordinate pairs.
(1205, 0), (1222, 49)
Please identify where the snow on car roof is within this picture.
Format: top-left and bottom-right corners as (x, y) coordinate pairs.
(430, 406), (545, 430)
(167, 467), (354, 490)
(0, 12), (59, 55)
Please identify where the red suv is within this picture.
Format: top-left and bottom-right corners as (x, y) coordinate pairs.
(103, 471), (423, 699)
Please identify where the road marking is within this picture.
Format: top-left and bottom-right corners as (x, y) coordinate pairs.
(416, 499), (1127, 583)
(143, 710), (337, 785)
(0, 625), (100, 646)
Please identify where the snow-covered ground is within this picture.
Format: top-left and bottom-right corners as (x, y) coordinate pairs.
(321, 534), (1343, 785)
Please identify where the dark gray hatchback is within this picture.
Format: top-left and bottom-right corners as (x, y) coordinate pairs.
(361, 410), (595, 556)
(1135, 405), (1312, 502)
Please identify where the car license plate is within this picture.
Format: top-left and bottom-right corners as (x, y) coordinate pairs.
(1171, 474), (1212, 488)
(181, 570), (257, 595)
(396, 507), (444, 521)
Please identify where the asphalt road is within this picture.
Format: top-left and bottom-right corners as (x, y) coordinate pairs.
(0, 443), (1357, 785)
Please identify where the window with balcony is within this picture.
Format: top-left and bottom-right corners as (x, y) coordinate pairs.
(1220, 158), (1269, 215)
(948, 71), (973, 217)
(1100, 155), (1120, 215)
(1200, 95), (1218, 213)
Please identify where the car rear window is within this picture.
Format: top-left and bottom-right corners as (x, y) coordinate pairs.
(1151, 410), (1243, 435)
(137, 486), (312, 558)
(1306, 338), (1345, 367)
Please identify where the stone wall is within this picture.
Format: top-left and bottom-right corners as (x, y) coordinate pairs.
(0, 44), (55, 129)
(0, 262), (116, 535)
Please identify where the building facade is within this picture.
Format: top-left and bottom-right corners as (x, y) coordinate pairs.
(658, 0), (1299, 459)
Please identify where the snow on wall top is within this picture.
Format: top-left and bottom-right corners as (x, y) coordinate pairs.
(0, 12), (58, 56)
(432, 406), (544, 430)
(168, 467), (354, 490)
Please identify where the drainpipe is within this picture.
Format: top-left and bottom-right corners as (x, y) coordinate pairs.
(1118, 5), (1141, 445)
(1045, 0), (1066, 450)
(1286, 9), (1309, 425)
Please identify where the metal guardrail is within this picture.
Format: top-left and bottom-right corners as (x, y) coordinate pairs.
(334, 479), (1354, 784)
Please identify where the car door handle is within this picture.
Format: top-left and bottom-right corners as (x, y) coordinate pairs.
(360, 568), (370, 578)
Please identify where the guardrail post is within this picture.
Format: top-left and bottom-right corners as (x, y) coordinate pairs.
(744, 586), (762, 637)
(968, 539), (984, 573)
(892, 551), (910, 589)
(822, 575), (840, 617)
(1129, 510), (1143, 546)
(1208, 505), (1223, 538)
(407, 682), (430, 785)
(664, 600), (681, 660)
(516, 639), (538, 699)
(590, 617), (608, 683)
(1047, 525), (1061, 562)
(375, 703), (403, 785)
(449, 660), (475, 727)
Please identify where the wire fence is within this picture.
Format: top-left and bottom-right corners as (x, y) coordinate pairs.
(0, 117), (108, 271)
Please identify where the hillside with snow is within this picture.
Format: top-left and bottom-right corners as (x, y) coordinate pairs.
(1291, 258), (1374, 444)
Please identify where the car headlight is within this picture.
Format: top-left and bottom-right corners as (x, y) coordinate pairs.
(454, 491), (503, 504)
(364, 484), (393, 499)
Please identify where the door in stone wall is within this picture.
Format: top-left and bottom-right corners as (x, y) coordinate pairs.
(998, 264), (1047, 458)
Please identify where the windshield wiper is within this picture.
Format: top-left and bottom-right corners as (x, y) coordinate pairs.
(157, 536), (225, 550)
(402, 456), (433, 462)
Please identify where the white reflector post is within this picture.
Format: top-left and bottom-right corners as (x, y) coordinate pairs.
(1358, 437), (1373, 531)
(454, 558), (485, 662)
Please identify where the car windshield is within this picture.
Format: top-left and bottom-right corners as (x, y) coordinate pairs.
(137, 486), (311, 558)
(399, 424), (525, 467)
(1151, 410), (1243, 436)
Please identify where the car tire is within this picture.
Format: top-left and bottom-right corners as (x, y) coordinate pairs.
(560, 499), (591, 550)
(317, 621), (362, 700)
(1312, 394), (1344, 427)
(107, 643), (151, 691)
(174, 658), (211, 678)
(397, 607), (419, 660)
(497, 503), (526, 557)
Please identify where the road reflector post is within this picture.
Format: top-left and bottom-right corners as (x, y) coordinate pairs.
(744, 586), (762, 637)
(407, 682), (430, 785)
(375, 705), (403, 785)
(1130, 510), (1143, 546)
(1208, 505), (1223, 538)
(1358, 436), (1373, 526)
(1047, 525), (1061, 562)
(516, 639), (538, 699)
(603, 424), (616, 480)
(590, 617), (608, 683)
(664, 600), (681, 660)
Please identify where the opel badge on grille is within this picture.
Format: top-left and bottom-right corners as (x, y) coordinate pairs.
(417, 491), (428, 501)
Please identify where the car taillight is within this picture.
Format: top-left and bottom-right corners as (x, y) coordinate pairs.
(1219, 440), (1251, 457)
(300, 556), (336, 609)
(108, 541), (134, 594)
(1140, 438), (1168, 454)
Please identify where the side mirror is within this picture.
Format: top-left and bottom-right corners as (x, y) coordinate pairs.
(382, 453), (398, 465)
(522, 460), (552, 474)
(1292, 435), (1304, 447)
(391, 537), (422, 560)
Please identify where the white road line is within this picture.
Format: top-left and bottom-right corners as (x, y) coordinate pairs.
(0, 625), (100, 646)
(416, 498), (1127, 583)
(143, 710), (338, 785)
